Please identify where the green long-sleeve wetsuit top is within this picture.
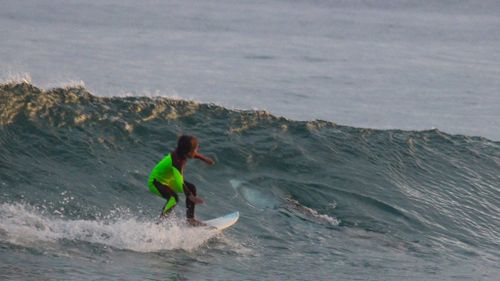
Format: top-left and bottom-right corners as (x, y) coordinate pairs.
(148, 153), (184, 195)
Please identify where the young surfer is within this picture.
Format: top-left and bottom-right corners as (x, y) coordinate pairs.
(148, 135), (215, 226)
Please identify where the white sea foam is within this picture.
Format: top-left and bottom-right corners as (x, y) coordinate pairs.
(0, 203), (219, 252)
(0, 72), (32, 85)
(285, 198), (340, 226)
(45, 80), (86, 90)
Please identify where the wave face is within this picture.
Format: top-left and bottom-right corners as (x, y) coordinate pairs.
(1, 82), (499, 280)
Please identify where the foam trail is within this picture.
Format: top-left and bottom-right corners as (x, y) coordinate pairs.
(0, 203), (218, 252)
(230, 179), (280, 209)
(285, 198), (340, 226)
(230, 179), (339, 225)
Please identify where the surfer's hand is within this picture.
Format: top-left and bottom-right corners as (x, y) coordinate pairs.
(205, 158), (215, 165)
(189, 195), (204, 205)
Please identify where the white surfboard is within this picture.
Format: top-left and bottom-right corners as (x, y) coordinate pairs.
(202, 211), (239, 231)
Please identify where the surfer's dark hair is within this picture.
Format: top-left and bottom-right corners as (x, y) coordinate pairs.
(176, 135), (198, 158)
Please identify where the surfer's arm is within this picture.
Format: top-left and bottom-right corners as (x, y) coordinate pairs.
(194, 152), (215, 165)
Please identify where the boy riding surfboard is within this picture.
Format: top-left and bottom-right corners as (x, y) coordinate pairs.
(148, 135), (215, 226)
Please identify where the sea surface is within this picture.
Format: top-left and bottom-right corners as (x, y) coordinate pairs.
(1, 0), (500, 139)
(1, 1), (500, 280)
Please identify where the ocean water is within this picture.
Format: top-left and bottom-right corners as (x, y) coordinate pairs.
(0, 83), (499, 280)
(1, 1), (500, 280)
(1, 0), (500, 139)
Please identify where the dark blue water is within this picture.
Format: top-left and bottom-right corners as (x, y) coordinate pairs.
(1, 82), (499, 280)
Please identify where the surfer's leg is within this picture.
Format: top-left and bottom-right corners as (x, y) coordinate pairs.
(184, 181), (197, 219)
(160, 197), (177, 219)
(153, 179), (179, 218)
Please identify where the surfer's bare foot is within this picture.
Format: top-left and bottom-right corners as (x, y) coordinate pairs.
(187, 218), (206, 227)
